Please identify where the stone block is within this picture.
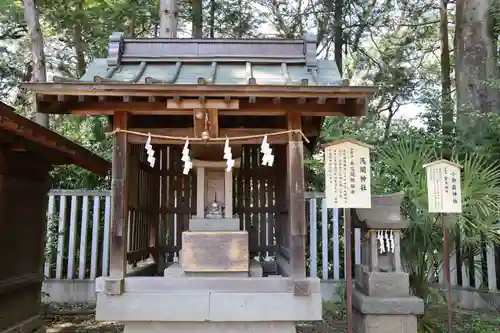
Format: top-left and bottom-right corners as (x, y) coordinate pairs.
(356, 271), (410, 297)
(209, 292), (323, 321)
(103, 278), (124, 295)
(189, 218), (240, 231)
(353, 308), (418, 333)
(96, 292), (210, 322)
(354, 193), (408, 230)
(181, 231), (249, 272)
(352, 290), (424, 315)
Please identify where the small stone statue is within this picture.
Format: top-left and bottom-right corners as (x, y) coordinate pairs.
(206, 201), (223, 219)
(205, 192), (224, 219)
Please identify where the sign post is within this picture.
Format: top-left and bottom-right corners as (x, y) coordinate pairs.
(324, 139), (373, 333)
(423, 159), (462, 333)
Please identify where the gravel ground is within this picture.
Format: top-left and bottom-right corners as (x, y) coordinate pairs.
(44, 314), (347, 333)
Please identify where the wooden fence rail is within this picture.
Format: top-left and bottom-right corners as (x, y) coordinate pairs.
(43, 190), (499, 292)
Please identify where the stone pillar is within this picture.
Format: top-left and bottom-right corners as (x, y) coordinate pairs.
(352, 193), (424, 333)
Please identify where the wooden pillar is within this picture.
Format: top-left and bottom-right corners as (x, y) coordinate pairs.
(288, 140), (306, 276)
(196, 167), (205, 218)
(107, 111), (129, 294)
(224, 169), (233, 218)
(287, 111), (308, 295)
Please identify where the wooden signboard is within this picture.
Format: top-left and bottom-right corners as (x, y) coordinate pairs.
(423, 159), (462, 213)
(324, 139), (373, 208)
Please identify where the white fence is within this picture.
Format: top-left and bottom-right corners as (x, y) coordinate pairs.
(305, 193), (499, 292)
(44, 190), (111, 280)
(43, 190), (499, 294)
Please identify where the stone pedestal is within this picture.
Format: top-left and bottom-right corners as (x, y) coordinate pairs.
(353, 271), (423, 333)
(352, 193), (424, 333)
(96, 276), (323, 333)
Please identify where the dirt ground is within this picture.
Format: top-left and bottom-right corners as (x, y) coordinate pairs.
(43, 313), (346, 333)
(45, 313), (122, 333)
(42, 304), (499, 333)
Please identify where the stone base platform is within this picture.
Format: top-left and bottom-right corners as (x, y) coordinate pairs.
(123, 321), (296, 333)
(95, 276), (322, 323)
(352, 290), (424, 333)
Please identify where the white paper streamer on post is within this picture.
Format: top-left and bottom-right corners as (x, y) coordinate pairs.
(260, 135), (274, 167)
(181, 139), (192, 175)
(377, 231), (385, 253)
(389, 230), (395, 253)
(145, 133), (155, 168)
(223, 138), (235, 172)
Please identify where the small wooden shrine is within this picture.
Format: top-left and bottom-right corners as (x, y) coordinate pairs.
(25, 33), (375, 333)
(0, 102), (110, 333)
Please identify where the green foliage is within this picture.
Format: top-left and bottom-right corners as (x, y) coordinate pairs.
(457, 315), (500, 333)
(49, 115), (111, 189)
(374, 137), (500, 332)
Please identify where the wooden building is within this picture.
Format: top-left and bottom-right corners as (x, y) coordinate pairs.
(0, 102), (110, 333)
(24, 33), (375, 332)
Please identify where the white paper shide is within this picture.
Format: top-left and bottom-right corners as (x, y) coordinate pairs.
(145, 133), (155, 168)
(181, 139), (193, 175)
(324, 139), (372, 209)
(423, 159), (462, 213)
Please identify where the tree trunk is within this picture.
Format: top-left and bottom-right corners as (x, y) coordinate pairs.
(191, 0), (203, 38)
(334, 0), (343, 75)
(74, 0), (86, 78)
(129, 9), (137, 37)
(208, 0), (216, 38)
(23, 0), (48, 127)
(440, 0), (453, 155)
(160, 0), (178, 38)
(455, 0), (500, 144)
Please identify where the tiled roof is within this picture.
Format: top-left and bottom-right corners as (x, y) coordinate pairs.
(54, 33), (344, 86)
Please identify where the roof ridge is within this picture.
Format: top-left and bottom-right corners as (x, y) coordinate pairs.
(106, 32), (318, 69)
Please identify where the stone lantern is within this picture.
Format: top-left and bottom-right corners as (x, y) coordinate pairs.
(352, 193), (424, 333)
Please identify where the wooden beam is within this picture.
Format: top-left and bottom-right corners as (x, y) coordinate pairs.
(67, 98), (358, 117)
(208, 108), (219, 137)
(193, 109), (205, 138)
(287, 111), (302, 141)
(167, 99), (239, 109)
(218, 109), (286, 116)
(109, 111), (129, 290)
(24, 82), (377, 99)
